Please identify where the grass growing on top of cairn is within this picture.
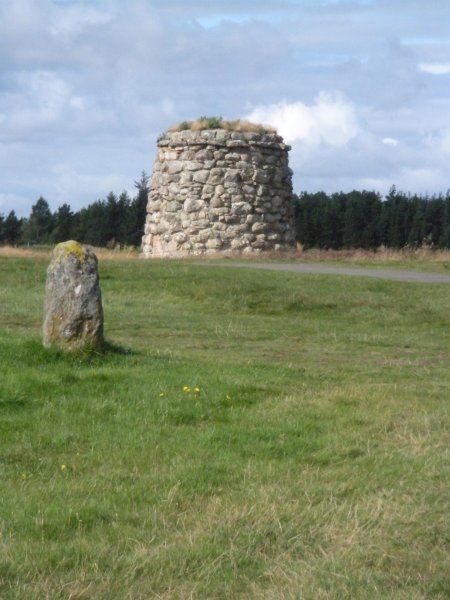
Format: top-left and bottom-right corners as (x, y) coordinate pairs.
(0, 254), (449, 599)
(168, 115), (276, 134)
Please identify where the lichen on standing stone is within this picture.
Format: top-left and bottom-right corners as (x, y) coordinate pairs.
(53, 239), (86, 264)
(43, 241), (104, 350)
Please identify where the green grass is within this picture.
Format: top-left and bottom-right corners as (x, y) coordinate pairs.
(0, 255), (449, 599)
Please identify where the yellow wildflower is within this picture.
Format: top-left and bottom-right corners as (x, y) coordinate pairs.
(183, 385), (191, 393)
(60, 464), (67, 471)
(194, 386), (200, 394)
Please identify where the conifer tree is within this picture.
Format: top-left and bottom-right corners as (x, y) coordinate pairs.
(22, 197), (53, 244)
(3, 211), (23, 245)
(128, 171), (149, 247)
(51, 203), (74, 243)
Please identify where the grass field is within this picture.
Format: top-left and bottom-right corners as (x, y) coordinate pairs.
(0, 252), (449, 599)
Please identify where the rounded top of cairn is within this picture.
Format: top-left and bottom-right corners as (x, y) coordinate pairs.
(159, 117), (289, 150)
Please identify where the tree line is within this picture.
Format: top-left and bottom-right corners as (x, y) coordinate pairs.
(1, 179), (450, 250)
(294, 187), (450, 249)
(0, 172), (149, 248)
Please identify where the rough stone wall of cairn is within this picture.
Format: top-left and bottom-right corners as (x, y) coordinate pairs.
(141, 129), (296, 257)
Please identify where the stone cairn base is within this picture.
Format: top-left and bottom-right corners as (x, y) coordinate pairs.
(141, 129), (296, 257)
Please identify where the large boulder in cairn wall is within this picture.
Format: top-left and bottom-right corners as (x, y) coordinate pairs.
(43, 241), (104, 350)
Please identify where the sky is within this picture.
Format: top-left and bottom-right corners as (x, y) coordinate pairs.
(0, 0), (449, 217)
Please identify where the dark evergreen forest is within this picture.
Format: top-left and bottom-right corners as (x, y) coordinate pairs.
(295, 187), (450, 249)
(0, 173), (149, 249)
(1, 178), (449, 249)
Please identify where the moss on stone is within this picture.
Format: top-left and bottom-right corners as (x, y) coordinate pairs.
(54, 240), (85, 264)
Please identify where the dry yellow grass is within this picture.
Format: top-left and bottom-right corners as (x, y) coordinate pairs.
(88, 245), (140, 260)
(0, 245), (139, 261)
(2, 244), (450, 267)
(294, 244), (450, 263)
(0, 246), (52, 259)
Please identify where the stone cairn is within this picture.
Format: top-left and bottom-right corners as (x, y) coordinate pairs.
(141, 128), (296, 257)
(43, 241), (104, 350)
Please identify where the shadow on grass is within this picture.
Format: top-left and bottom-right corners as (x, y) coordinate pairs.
(8, 337), (137, 368)
(0, 393), (29, 411)
(99, 339), (134, 356)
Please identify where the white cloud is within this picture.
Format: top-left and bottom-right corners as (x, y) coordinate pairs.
(52, 165), (131, 206)
(0, 70), (118, 141)
(49, 5), (112, 39)
(396, 167), (444, 192)
(0, 192), (33, 217)
(419, 62), (450, 75)
(438, 130), (450, 156)
(424, 128), (450, 162)
(245, 93), (360, 147)
(69, 96), (85, 110)
(382, 137), (399, 146)
(1, 0), (450, 216)
(6, 71), (71, 133)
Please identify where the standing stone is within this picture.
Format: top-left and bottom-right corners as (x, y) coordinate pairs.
(43, 241), (104, 350)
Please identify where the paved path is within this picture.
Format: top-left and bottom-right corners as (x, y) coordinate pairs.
(200, 261), (450, 284)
